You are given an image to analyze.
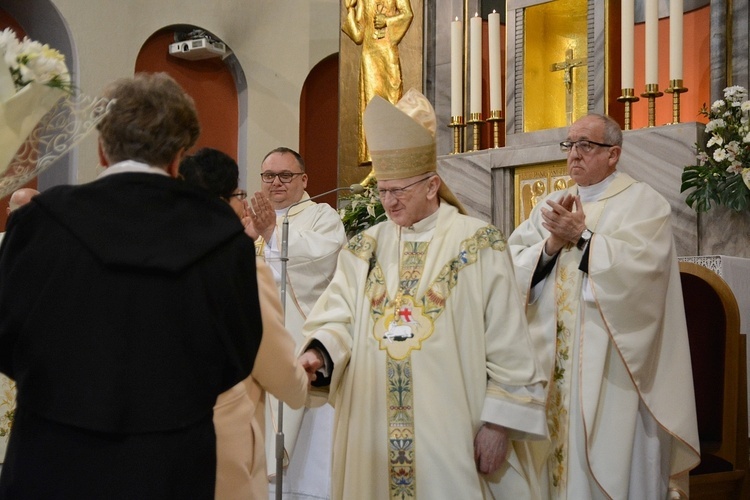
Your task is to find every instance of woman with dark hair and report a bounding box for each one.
[180,147,309,499]
[179,148,250,223]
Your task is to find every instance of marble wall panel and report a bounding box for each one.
[618,123,702,256]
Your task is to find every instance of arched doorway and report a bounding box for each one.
[135,27,246,186]
[299,53,339,208]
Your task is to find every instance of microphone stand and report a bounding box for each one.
[275,184,363,500]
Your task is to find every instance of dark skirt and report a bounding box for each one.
[0,408,216,500]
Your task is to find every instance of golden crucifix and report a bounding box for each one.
[551,48,586,125]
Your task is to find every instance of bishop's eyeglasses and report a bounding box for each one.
[559,140,614,154]
[377,175,434,200]
[260,172,304,183]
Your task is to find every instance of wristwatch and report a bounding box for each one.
[576,228,593,250]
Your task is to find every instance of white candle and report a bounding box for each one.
[470,13,482,114]
[488,10,502,111]
[451,17,463,117]
[621,0,634,89]
[645,0,659,85]
[669,0,683,80]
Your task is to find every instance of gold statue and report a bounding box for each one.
[342,0,413,166]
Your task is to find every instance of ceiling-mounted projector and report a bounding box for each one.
[169,37,227,60]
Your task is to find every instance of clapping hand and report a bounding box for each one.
[540,194,586,255]
[248,192,276,243]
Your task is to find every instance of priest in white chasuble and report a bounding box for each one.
[247,147,347,495]
[508,114,700,499]
[298,89,548,500]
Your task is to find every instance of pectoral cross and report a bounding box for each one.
[551,48,586,125]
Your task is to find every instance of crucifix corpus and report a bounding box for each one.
[551,48,586,125]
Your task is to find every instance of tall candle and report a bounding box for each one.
[669,0,683,80]
[488,10,502,111]
[645,0,658,85]
[621,0,634,89]
[451,17,463,117]
[470,13,482,114]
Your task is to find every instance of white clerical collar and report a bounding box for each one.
[578,171,618,203]
[401,207,439,241]
[97,160,171,179]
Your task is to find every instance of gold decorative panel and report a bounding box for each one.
[514,162,575,227]
[523,0,588,132]
[338,0,423,188]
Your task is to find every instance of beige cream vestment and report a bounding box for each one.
[508,172,700,499]
[213,259,308,500]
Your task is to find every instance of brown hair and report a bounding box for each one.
[97,72,200,167]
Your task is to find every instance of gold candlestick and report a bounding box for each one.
[467,112,484,152]
[640,83,664,127]
[486,109,504,148]
[448,116,465,154]
[617,88,640,130]
[665,79,688,124]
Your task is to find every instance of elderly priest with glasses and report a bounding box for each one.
[298,89,549,499]
[508,113,700,499]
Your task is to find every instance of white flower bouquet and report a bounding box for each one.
[0,28,71,94]
[0,28,71,175]
[0,28,113,198]
[681,85,750,212]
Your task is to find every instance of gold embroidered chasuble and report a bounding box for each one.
[508,173,700,498]
[546,255,580,496]
[379,240,427,498]
[544,196,607,499]
[302,203,548,500]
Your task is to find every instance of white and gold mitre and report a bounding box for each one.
[363,88,466,214]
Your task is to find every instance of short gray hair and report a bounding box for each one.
[590,114,623,147]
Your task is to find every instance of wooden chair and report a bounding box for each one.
[679,262,749,499]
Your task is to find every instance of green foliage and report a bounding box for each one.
[339,183,386,238]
